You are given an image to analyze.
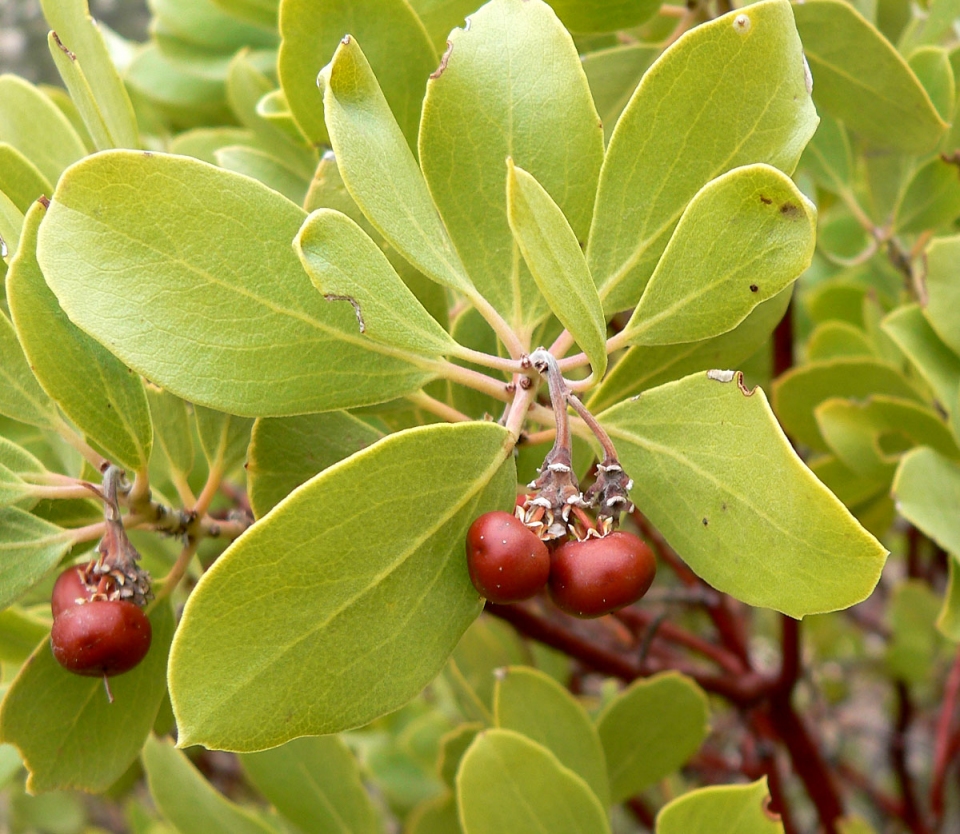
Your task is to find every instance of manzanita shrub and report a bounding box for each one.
[0,0,959,830]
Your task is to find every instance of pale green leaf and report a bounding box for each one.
[548,0,661,33]
[937,558,960,642]
[211,0,278,30]
[168,127,259,166]
[0,75,86,183]
[882,304,960,414]
[893,447,960,556]
[153,0,278,54]
[506,163,607,378]
[793,0,946,153]
[808,454,887,509]
[438,723,483,788]
[656,779,783,834]
[806,321,875,362]
[144,736,275,834]
[601,372,887,617]
[624,165,815,345]
[39,0,140,149]
[799,113,853,195]
[0,189,23,264]
[215,145,309,205]
[295,209,458,357]
[597,672,709,803]
[169,422,515,750]
[0,603,174,793]
[278,0,436,148]
[420,0,604,326]
[588,287,790,412]
[248,412,384,517]
[37,151,435,416]
[47,31,114,152]
[0,463,31,508]
[240,737,379,834]
[895,158,960,234]
[581,43,660,144]
[145,386,195,481]
[407,792,462,834]
[319,36,474,295]
[589,0,818,314]
[0,145,52,213]
[908,46,955,123]
[408,0,479,51]
[457,729,611,834]
[816,396,959,483]
[0,606,49,664]
[886,580,941,684]
[923,235,960,357]
[494,666,609,805]
[194,406,252,475]
[7,201,153,472]
[0,436,45,510]
[898,0,960,54]
[0,309,60,431]
[256,89,307,144]
[772,358,924,452]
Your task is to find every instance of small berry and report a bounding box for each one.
[51,565,94,619]
[548,531,656,618]
[466,511,550,604]
[51,600,152,677]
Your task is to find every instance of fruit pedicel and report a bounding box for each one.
[466,348,656,617]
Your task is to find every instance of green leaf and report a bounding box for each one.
[623,165,815,346]
[0,602,174,793]
[894,158,960,234]
[438,723,484,788]
[295,209,458,357]
[506,163,607,378]
[211,0,278,30]
[581,43,660,144]
[0,463,32,508]
[419,0,604,326]
[793,0,946,153]
[7,201,153,472]
[0,75,86,183]
[601,372,887,617]
[0,189,24,265]
[319,36,474,296]
[910,47,955,124]
[898,0,960,54]
[143,735,276,834]
[47,31,114,153]
[0,606,49,663]
[145,386,195,482]
[278,0,436,148]
[0,144,52,213]
[886,579,941,684]
[169,422,515,750]
[457,729,611,834]
[215,145,309,205]
[882,304,960,415]
[37,151,435,417]
[807,321,875,361]
[407,791,462,834]
[0,509,72,610]
[816,396,959,483]
[597,672,709,803]
[772,358,924,452]
[240,737,379,834]
[194,406,252,480]
[39,0,140,149]
[408,0,479,51]
[548,0,661,33]
[893,447,960,556]
[247,412,384,517]
[808,454,887,509]
[937,557,960,642]
[494,666,609,805]
[656,779,783,834]
[923,235,960,357]
[589,0,818,314]
[588,287,790,412]
[799,113,853,195]
[169,127,259,165]
[154,0,278,55]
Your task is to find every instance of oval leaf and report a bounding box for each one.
[600,371,888,617]
[8,200,153,471]
[506,163,607,378]
[588,0,818,314]
[0,508,73,610]
[295,208,457,357]
[923,235,960,356]
[37,151,434,416]
[0,602,174,793]
[169,422,515,750]
[494,666,609,805]
[240,736,379,834]
[624,165,815,346]
[419,0,604,326]
[656,779,783,834]
[143,735,276,834]
[793,0,946,153]
[0,309,60,431]
[548,0,661,33]
[457,729,611,834]
[596,672,709,803]
[893,447,960,557]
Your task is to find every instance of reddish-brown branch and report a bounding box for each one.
[626,797,655,830]
[891,682,931,834]
[931,647,960,822]
[836,761,905,819]
[772,296,795,378]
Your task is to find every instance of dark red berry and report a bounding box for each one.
[51,565,94,619]
[51,600,152,677]
[466,511,550,604]
[548,531,656,618]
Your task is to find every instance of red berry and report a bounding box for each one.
[51,600,152,677]
[466,511,550,604]
[51,565,94,619]
[548,532,656,618]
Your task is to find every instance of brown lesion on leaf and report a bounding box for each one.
[759,195,773,205]
[324,294,365,333]
[779,201,801,218]
[702,517,709,526]
[736,371,756,397]
[37,195,50,209]
[940,150,960,176]
[431,40,454,78]
[51,31,76,61]
[749,284,759,293]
